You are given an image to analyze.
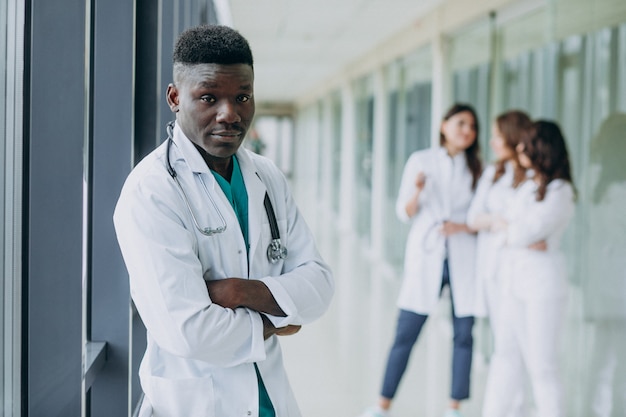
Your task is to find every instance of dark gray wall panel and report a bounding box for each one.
[26,0,85,415]
[89,0,136,416]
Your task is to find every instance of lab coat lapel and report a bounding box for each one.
[171,122,212,174]
[432,148,451,220]
[236,149,268,270]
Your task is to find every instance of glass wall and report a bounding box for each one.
[353,76,375,244]
[1,0,7,406]
[450,18,493,154]
[1,1,23,415]
[486,11,626,417]
[330,92,343,215]
[560,23,626,416]
[383,47,433,268]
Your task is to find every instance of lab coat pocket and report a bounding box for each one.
[254,218,288,276]
[149,374,215,417]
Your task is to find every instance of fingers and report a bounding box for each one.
[439,221,458,236]
[261,315,302,339]
[528,240,547,251]
[274,325,302,336]
[416,172,426,189]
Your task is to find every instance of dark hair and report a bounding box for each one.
[173,25,253,67]
[439,103,482,189]
[521,120,576,201]
[493,110,532,187]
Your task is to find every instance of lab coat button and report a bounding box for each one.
[247,412,252,416]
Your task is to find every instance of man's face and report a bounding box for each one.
[167,63,255,160]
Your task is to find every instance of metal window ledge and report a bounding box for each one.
[83,341,107,391]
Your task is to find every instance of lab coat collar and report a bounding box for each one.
[171,120,267,202]
[171,122,213,174]
[437,146,466,163]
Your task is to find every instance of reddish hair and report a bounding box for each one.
[493,110,532,188]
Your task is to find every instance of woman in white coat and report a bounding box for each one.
[468,110,538,417]
[467,110,531,321]
[482,120,576,417]
[359,103,482,417]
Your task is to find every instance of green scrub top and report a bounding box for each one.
[211,155,276,417]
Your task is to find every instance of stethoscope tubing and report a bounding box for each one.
[164,121,287,262]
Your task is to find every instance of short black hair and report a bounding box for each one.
[173,25,253,67]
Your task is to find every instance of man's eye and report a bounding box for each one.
[238,95,250,103]
[200,95,216,103]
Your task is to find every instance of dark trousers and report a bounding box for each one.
[380,260,474,401]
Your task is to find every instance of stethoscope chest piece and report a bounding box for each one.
[267,239,288,263]
[263,192,288,263]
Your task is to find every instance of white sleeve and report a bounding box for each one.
[114,172,266,367]
[258,169,335,328]
[467,165,496,229]
[395,152,422,223]
[507,181,575,247]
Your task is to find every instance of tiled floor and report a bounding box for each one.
[280,200,489,417]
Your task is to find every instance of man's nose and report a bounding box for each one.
[216,101,241,124]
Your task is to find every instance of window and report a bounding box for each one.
[1,1,24,415]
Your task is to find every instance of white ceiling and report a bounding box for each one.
[228,0,442,104]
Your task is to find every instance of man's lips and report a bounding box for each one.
[210,130,243,139]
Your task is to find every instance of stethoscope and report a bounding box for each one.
[165,121,288,263]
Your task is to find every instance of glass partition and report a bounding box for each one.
[559,24,626,416]
[491,16,626,417]
[353,76,375,244]
[450,19,492,156]
[383,46,433,268]
[1,1,23,415]
[330,91,343,214]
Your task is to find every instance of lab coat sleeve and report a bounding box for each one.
[256,165,334,328]
[395,152,423,223]
[507,181,575,247]
[467,165,495,229]
[114,170,265,367]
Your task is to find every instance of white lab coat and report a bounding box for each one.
[500,179,574,300]
[483,179,575,417]
[113,123,334,417]
[395,147,477,317]
[467,163,517,318]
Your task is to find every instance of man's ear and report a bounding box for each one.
[166,83,179,113]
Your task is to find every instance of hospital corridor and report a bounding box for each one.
[2,0,626,416]
[281,195,491,417]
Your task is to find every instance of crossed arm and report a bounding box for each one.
[206,278,301,339]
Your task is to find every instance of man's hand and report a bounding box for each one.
[206,278,286,317]
[260,314,301,340]
[275,325,302,336]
